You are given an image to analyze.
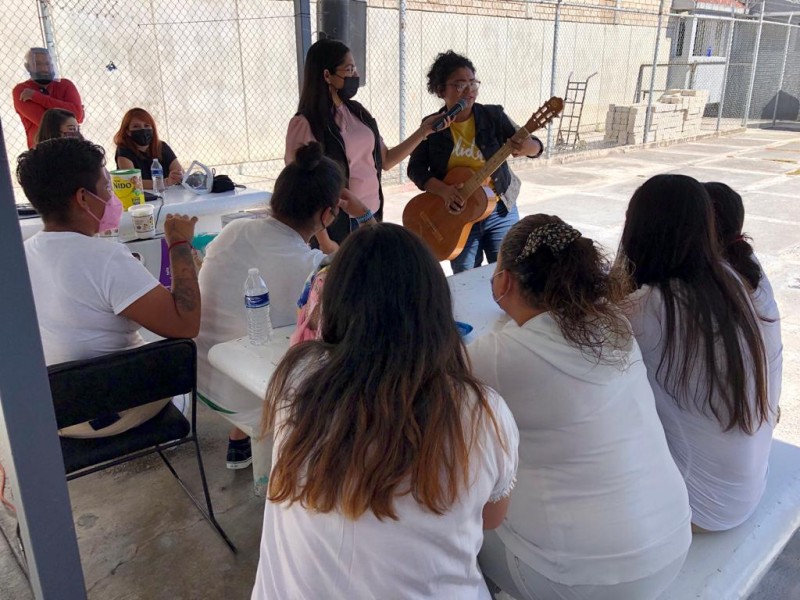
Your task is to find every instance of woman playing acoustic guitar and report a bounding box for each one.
[408,51,544,273]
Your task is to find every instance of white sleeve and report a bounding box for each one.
[485,389,519,503]
[467,331,501,391]
[102,245,161,314]
[622,287,660,353]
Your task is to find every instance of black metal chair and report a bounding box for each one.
[48,338,236,553]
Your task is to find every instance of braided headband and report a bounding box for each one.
[515,223,582,262]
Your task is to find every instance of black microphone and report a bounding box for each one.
[432,99,467,132]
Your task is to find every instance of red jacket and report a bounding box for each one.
[12,78,84,148]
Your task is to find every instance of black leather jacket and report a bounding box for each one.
[407,103,541,208]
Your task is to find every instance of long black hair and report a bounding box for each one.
[615,174,769,434]
[704,181,762,290]
[296,38,374,145]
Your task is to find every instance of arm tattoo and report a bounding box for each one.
[169,244,200,313]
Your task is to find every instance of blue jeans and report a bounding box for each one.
[450,203,519,274]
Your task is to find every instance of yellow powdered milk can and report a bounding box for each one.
[111,169,145,209]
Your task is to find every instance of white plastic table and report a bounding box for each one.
[17,185,270,242]
[208,264,502,399]
[206,264,503,494]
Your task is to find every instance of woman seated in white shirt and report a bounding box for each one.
[470,215,691,600]
[251,223,518,600]
[616,174,779,533]
[196,141,375,469]
[17,137,200,438]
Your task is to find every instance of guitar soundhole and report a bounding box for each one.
[420,212,444,242]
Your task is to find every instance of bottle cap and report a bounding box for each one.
[248,268,259,276]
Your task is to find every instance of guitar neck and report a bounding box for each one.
[461,126,531,198]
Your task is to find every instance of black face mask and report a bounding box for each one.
[130,129,153,146]
[337,76,360,101]
[33,77,53,86]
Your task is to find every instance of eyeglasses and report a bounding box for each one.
[335,65,357,77]
[444,80,481,94]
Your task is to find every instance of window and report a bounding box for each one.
[693,19,728,57]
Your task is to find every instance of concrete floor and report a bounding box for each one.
[1,124,799,599]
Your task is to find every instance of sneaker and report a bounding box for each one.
[226,437,252,470]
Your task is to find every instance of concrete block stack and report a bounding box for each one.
[603,89,709,146]
[604,103,649,146]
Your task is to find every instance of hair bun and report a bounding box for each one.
[295,141,323,172]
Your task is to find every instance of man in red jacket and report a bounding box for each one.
[13,48,84,148]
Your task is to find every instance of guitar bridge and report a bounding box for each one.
[420,212,444,242]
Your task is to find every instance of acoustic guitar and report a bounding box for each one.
[403,97,565,261]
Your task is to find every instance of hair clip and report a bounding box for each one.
[516,223,581,262]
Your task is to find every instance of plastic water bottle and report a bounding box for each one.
[151,158,165,197]
[244,268,273,345]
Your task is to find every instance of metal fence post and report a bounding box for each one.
[643,0,666,144]
[37,0,61,72]
[294,0,312,95]
[742,3,764,127]
[771,14,794,126]
[398,0,408,183]
[234,0,252,162]
[716,10,736,132]
[546,0,562,159]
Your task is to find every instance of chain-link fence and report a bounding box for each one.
[2,0,798,202]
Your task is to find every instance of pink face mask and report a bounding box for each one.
[83,188,123,233]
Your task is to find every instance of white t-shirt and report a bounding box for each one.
[468,313,691,586]
[196,217,325,423]
[624,269,781,531]
[24,231,159,365]
[251,386,519,600]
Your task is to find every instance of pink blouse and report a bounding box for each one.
[284,105,382,213]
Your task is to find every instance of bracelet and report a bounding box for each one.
[355,209,374,224]
[168,239,191,252]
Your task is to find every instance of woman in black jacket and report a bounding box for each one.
[408,51,543,273]
[286,39,446,252]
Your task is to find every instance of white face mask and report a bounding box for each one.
[490,269,508,304]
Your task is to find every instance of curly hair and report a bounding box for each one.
[499,214,632,363]
[425,51,476,96]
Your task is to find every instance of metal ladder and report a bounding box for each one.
[556,72,597,150]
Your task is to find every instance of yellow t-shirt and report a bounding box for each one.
[447,116,486,172]
[447,116,496,193]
